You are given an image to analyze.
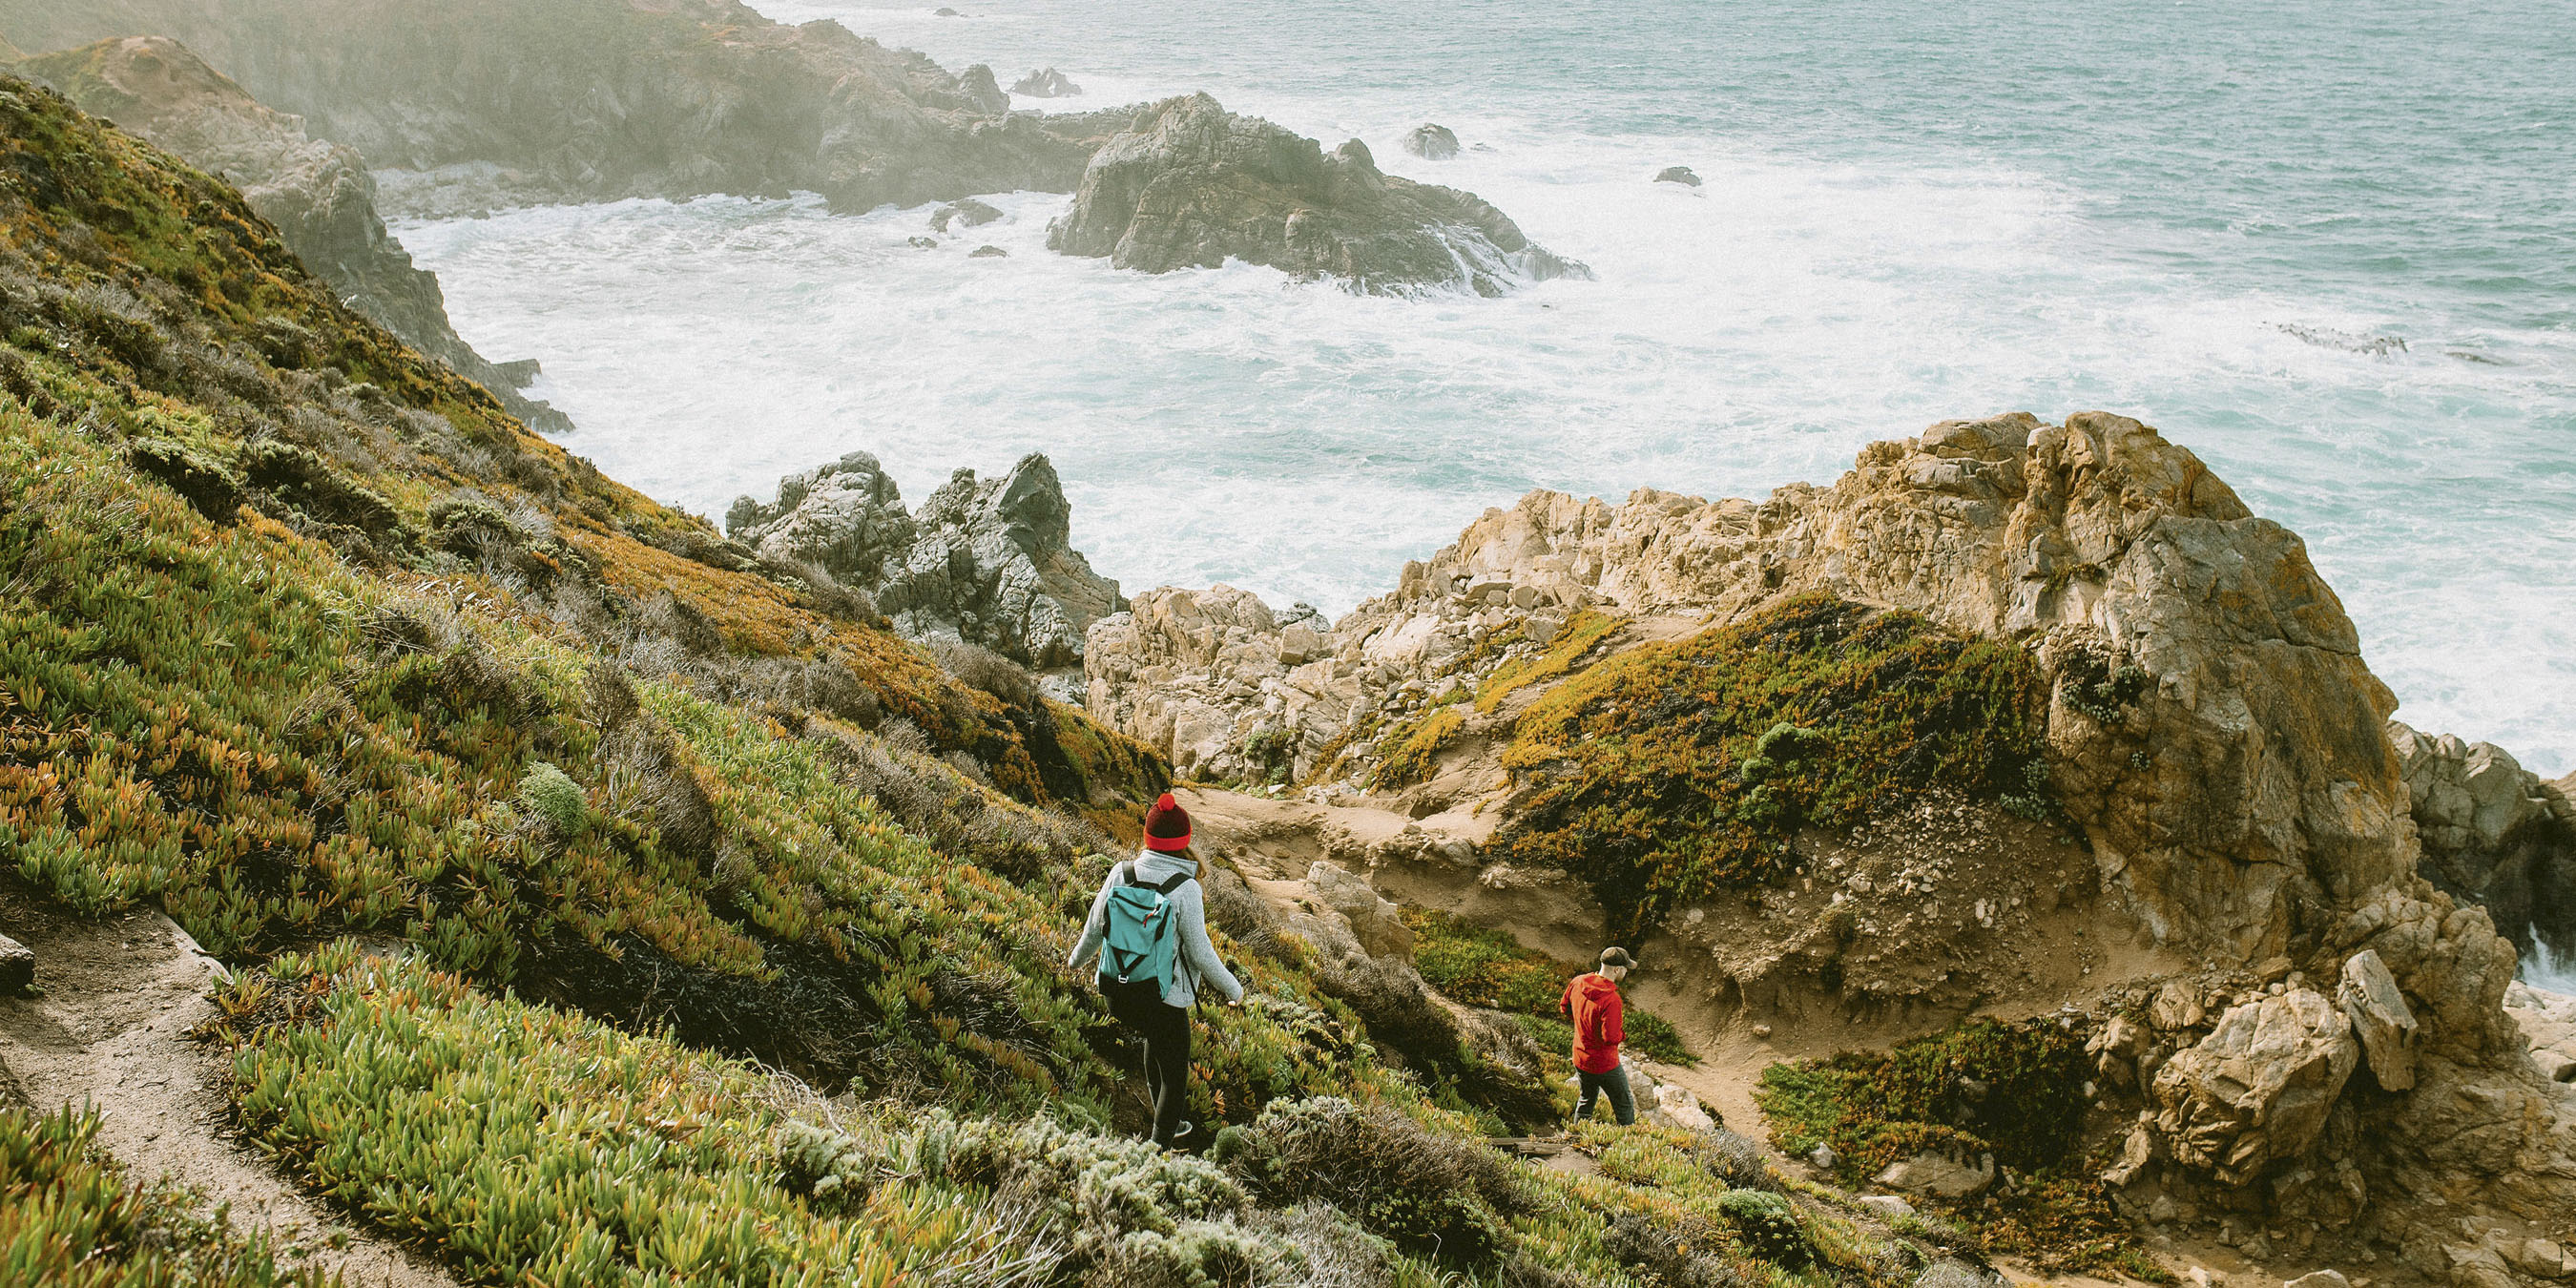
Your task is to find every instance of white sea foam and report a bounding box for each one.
[2527,933,2576,996]
[392,0,2576,775]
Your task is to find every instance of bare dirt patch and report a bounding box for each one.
[0,884,458,1288]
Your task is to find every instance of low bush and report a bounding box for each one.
[1404,910,1695,1066]
[1474,609,1622,714]
[1496,593,2049,934]
[0,1104,323,1288]
[1212,1097,1528,1268]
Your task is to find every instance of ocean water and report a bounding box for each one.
[395,0,2576,775]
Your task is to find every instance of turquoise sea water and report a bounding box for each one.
[399,0,2576,773]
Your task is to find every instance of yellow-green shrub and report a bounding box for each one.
[0,1104,323,1288]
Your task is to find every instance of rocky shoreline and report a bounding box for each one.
[1069,410,2576,1278]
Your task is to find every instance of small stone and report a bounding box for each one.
[1752,1023,1773,1039]
[1807,1143,1838,1171]
[0,931,32,993]
[1857,1194,1916,1219]
[967,245,1008,259]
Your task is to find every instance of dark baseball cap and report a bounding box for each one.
[1600,946,1637,969]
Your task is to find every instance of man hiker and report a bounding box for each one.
[1069,792,1243,1148]
[1562,946,1637,1126]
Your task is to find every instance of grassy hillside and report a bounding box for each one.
[0,73,2117,1287]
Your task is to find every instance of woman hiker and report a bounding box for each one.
[1561,946,1638,1126]
[1068,792,1243,1148]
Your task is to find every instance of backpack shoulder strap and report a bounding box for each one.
[1114,860,1138,887]
[1150,870,1192,895]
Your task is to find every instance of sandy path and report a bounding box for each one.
[0,901,458,1288]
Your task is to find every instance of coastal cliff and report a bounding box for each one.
[10,35,570,431]
[1085,412,2576,1278]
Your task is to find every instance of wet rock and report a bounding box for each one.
[729,451,1119,668]
[1047,93,1587,296]
[1402,123,1460,159]
[931,197,1002,232]
[906,235,939,249]
[2275,323,2406,358]
[1654,165,1702,186]
[2389,720,2576,963]
[967,244,1008,258]
[1012,67,1082,97]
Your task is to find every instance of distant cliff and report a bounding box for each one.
[12,36,569,430]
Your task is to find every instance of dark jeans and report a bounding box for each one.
[1577,1066,1636,1126]
[1102,977,1194,1146]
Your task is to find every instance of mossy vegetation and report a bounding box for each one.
[1497,592,2050,933]
[1367,703,1464,790]
[1474,608,1623,713]
[1756,1016,2150,1278]
[0,1104,324,1288]
[1403,909,1694,1066]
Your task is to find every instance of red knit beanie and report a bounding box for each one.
[1142,793,1192,852]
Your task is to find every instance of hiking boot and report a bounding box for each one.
[1174,1120,1195,1143]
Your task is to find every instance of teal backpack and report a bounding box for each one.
[1099,862,1194,993]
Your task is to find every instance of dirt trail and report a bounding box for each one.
[0,899,457,1288]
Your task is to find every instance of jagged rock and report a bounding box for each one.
[16,36,571,432]
[906,236,939,249]
[2275,323,2406,358]
[2150,988,2358,1184]
[2336,948,2420,1090]
[967,244,1008,258]
[0,0,1092,218]
[931,197,1002,231]
[1305,862,1413,959]
[1046,93,1588,296]
[2505,981,2576,1082]
[1873,1148,1996,1197]
[0,930,32,992]
[729,452,1119,669]
[1648,1082,1713,1131]
[1654,165,1702,186]
[1011,67,1081,97]
[1402,123,1460,160]
[2390,720,2575,962]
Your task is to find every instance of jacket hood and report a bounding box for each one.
[1570,973,1621,1000]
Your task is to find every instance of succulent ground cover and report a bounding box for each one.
[1403,907,1694,1066]
[1496,592,2051,934]
[0,1104,324,1288]
[1756,1017,2159,1279]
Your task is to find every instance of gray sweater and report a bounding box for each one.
[1068,851,1244,1008]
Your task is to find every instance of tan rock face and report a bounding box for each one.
[2150,988,2359,1184]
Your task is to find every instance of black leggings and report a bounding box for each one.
[1102,977,1193,1146]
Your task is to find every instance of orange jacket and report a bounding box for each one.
[1561,973,1625,1074]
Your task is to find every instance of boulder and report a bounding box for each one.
[2389,720,2576,963]
[1046,93,1588,296]
[2150,988,2358,1184]
[1011,67,1082,97]
[1654,165,1702,186]
[2335,948,2420,1090]
[1402,123,1460,160]
[967,244,1008,258]
[0,930,32,992]
[1857,1194,1916,1219]
[729,451,1120,669]
[931,198,1003,232]
[16,36,571,432]
[1873,1149,1996,1197]
[1305,862,1413,959]
[906,235,939,249]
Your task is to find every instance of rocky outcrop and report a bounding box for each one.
[1402,123,1459,160]
[930,198,1000,232]
[1045,93,1587,296]
[1654,165,1701,186]
[12,36,570,432]
[2507,981,2576,1084]
[727,451,1120,671]
[2391,720,2576,961]
[0,0,1091,216]
[1011,67,1080,98]
[1085,411,2576,1265]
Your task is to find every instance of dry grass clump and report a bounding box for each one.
[1211,1097,1531,1267]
